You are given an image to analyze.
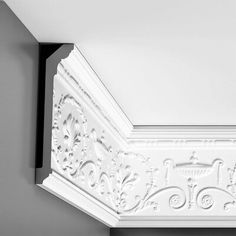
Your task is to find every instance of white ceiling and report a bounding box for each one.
[5,0,236,125]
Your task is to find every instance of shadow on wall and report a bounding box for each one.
[110,228,236,236]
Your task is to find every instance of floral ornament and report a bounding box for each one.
[108,151,161,213]
[52,94,88,177]
[227,163,236,196]
[110,154,140,212]
[63,113,81,152]
[90,129,112,169]
[61,113,81,171]
[54,94,236,214]
[222,163,236,211]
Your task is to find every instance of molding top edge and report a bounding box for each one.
[57,44,236,147]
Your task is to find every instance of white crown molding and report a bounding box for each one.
[39,171,119,226]
[37,44,236,228]
[60,45,133,140]
[60,45,236,147]
[117,216,236,227]
[128,126,236,148]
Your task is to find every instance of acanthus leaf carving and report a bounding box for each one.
[51,75,236,216]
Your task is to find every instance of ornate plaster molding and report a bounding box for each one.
[37,44,236,227]
[58,45,236,148]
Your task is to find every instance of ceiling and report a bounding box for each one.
[5,0,236,125]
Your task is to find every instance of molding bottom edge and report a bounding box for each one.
[37,172,119,227]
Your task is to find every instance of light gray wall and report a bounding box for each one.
[0,2,109,236]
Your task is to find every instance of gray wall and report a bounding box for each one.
[0,2,109,236]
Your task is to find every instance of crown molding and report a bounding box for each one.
[128,126,236,148]
[60,45,133,140]
[37,44,236,228]
[39,171,119,226]
[59,45,236,147]
[117,216,236,227]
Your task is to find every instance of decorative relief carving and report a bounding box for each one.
[37,46,236,227]
[227,163,236,196]
[52,92,158,213]
[224,163,236,211]
[52,94,88,177]
[51,85,236,215]
[58,64,126,140]
[164,152,224,209]
[59,52,236,148]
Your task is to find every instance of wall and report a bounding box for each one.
[0,2,109,236]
